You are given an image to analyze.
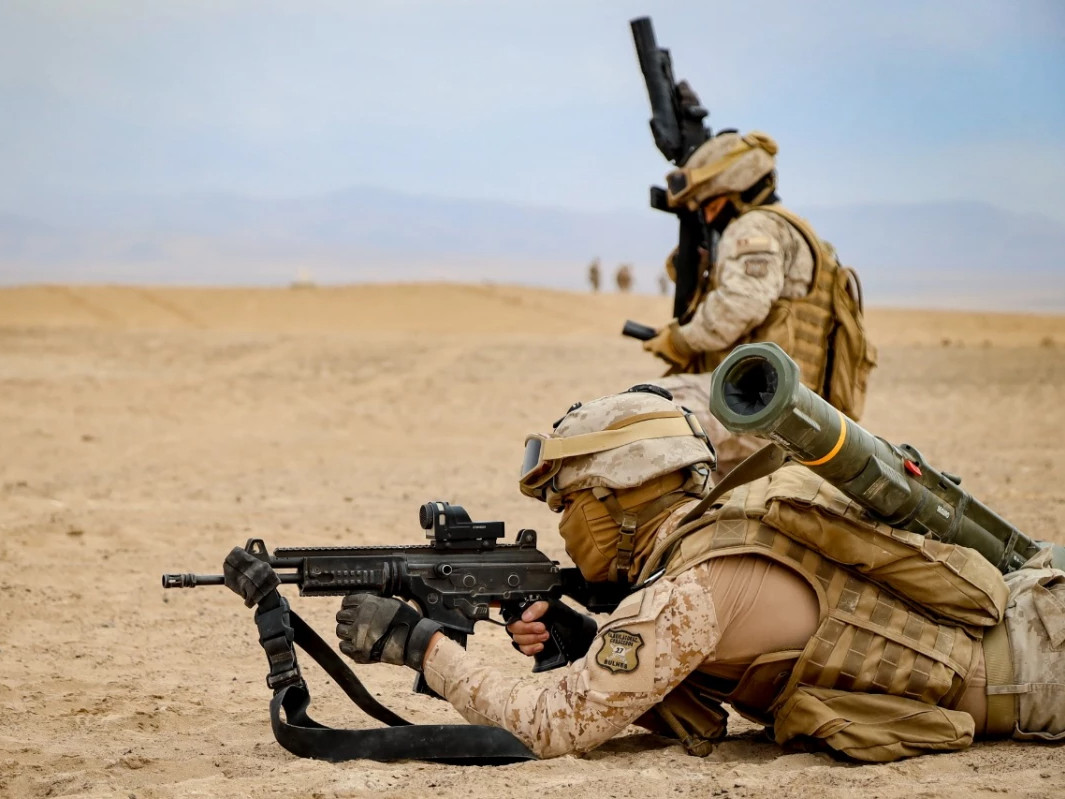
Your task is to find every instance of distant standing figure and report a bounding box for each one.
[588,259,601,292]
[615,264,633,293]
[657,273,669,296]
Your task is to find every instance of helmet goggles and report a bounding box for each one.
[665,145,751,208]
[665,132,778,209]
[519,410,710,502]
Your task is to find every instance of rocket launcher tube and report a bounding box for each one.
[709,342,1065,573]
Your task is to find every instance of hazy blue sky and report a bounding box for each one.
[2,0,1063,220]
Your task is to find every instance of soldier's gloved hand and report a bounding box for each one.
[506,598,598,663]
[643,320,695,369]
[223,547,281,608]
[335,594,442,671]
[676,80,706,119]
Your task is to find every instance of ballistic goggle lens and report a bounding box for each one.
[521,437,542,477]
[666,170,690,201]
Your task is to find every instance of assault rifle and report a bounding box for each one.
[162,500,628,765]
[629,16,712,329]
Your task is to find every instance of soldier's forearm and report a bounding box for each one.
[422,637,644,758]
[678,291,764,353]
[422,630,446,668]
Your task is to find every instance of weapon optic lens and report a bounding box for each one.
[723,357,778,417]
[419,502,436,531]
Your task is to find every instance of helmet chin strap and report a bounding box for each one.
[592,469,709,584]
[727,172,778,216]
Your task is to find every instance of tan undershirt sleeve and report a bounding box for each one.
[423,568,719,759]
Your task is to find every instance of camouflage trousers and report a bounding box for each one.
[999,549,1065,740]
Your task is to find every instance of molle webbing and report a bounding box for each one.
[701,206,837,394]
[661,478,977,712]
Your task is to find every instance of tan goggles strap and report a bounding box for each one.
[536,414,703,462]
[668,143,754,204]
[668,133,778,206]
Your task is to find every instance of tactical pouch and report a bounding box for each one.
[762,465,1008,628]
[773,686,974,762]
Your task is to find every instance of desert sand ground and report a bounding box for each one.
[2,283,1065,799]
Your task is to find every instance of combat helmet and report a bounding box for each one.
[519,385,715,583]
[665,130,778,212]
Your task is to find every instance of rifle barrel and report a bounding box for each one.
[162,573,302,589]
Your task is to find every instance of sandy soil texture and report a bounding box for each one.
[2,284,1065,799]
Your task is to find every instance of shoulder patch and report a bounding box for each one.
[743,256,771,278]
[735,236,774,256]
[595,629,644,673]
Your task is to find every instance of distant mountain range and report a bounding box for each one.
[1,189,1062,311]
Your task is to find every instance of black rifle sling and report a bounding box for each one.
[252,592,537,764]
[269,682,536,765]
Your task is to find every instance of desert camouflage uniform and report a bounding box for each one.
[423,549,720,758]
[996,548,1065,740]
[675,208,815,356]
[650,371,763,478]
[423,495,1065,758]
[656,208,817,473]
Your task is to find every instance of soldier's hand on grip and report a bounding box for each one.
[507,600,552,655]
[506,598,598,663]
[676,80,704,117]
[643,320,695,369]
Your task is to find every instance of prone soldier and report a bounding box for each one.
[333,386,1065,760]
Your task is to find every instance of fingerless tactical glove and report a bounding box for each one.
[335,594,442,671]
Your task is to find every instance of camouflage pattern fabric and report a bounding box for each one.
[550,390,714,494]
[674,209,814,354]
[673,131,777,207]
[651,371,764,477]
[1002,548,1065,740]
[422,565,720,758]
